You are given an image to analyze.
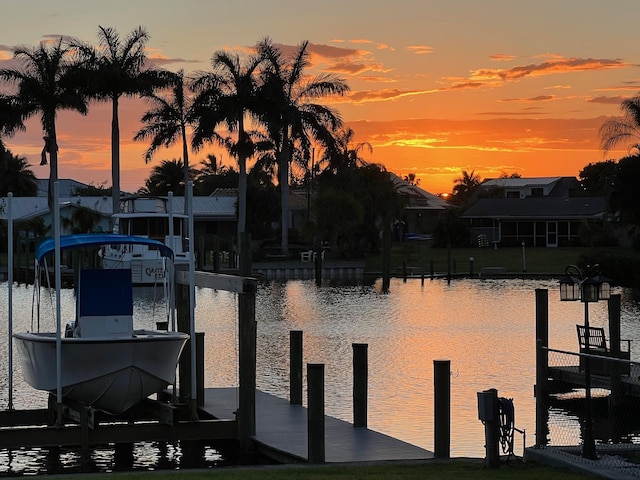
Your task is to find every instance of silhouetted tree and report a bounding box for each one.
[191,49,263,237]
[144,158,195,196]
[134,69,195,204]
[257,38,349,255]
[579,160,617,196]
[600,96,640,155]
[450,169,481,206]
[0,39,88,206]
[72,26,168,214]
[0,144,37,196]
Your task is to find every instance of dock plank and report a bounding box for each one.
[202,387,433,463]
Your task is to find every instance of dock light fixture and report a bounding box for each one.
[558,264,612,461]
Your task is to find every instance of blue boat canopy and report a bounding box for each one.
[35,233,174,265]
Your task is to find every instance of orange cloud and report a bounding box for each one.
[471,57,629,82]
[499,95,557,103]
[346,88,438,103]
[406,45,434,55]
[588,95,630,104]
[489,54,516,61]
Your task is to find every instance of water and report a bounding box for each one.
[2,277,640,473]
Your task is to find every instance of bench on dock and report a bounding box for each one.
[576,325,631,376]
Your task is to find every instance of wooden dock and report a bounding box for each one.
[549,363,640,397]
[202,387,434,463]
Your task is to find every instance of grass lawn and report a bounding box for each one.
[364,243,632,277]
[49,460,593,480]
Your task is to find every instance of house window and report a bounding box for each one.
[531,187,544,197]
[506,191,519,199]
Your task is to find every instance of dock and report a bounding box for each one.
[0,387,433,465]
[549,363,640,397]
[202,387,433,463]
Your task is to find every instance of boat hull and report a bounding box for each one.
[13,330,189,415]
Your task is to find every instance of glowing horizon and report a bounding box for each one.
[1,0,638,195]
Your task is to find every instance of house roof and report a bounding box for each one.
[461,197,608,220]
[389,173,450,210]
[0,195,236,222]
[481,176,565,188]
[478,176,581,198]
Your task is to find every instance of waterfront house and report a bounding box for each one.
[461,177,609,247]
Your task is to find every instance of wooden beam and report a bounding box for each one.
[176,270,256,294]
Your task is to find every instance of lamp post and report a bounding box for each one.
[559,265,611,460]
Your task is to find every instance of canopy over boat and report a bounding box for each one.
[35,233,174,265]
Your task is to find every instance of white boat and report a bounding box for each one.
[102,196,189,284]
[13,233,189,416]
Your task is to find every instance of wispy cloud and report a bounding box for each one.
[500,95,557,103]
[489,54,516,61]
[587,95,629,105]
[406,45,434,55]
[471,57,629,81]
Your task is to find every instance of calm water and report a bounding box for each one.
[2,276,640,472]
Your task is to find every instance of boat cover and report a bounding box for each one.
[35,233,174,266]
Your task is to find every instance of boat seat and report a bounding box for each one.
[76,269,134,338]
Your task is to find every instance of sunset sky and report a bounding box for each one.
[2,0,639,195]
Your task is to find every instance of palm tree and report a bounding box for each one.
[451,169,481,205]
[144,158,195,196]
[599,96,640,155]
[0,94,26,149]
[0,145,38,196]
[72,26,168,214]
[134,69,195,209]
[0,39,88,206]
[320,127,371,173]
[190,49,263,237]
[257,38,350,254]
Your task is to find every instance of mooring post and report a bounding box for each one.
[478,388,500,468]
[469,256,474,277]
[430,259,434,279]
[212,235,220,272]
[434,359,451,459]
[238,279,257,443]
[314,245,322,287]
[290,330,303,405]
[307,363,325,463]
[534,288,549,449]
[176,265,191,403]
[353,343,368,428]
[196,332,205,407]
[608,294,624,442]
[382,229,391,292]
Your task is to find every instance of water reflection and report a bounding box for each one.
[1,277,637,469]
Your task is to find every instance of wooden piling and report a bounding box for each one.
[608,294,624,440]
[535,288,549,448]
[434,359,450,459]
[382,229,391,292]
[353,343,368,428]
[238,281,257,443]
[307,363,325,463]
[290,331,303,405]
[314,246,322,287]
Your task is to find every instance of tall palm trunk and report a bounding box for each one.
[181,124,190,216]
[279,130,290,255]
[111,96,120,215]
[237,122,248,237]
[46,116,58,209]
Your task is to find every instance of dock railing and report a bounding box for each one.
[535,289,640,468]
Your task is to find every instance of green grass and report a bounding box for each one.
[49,460,592,480]
[364,243,633,276]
